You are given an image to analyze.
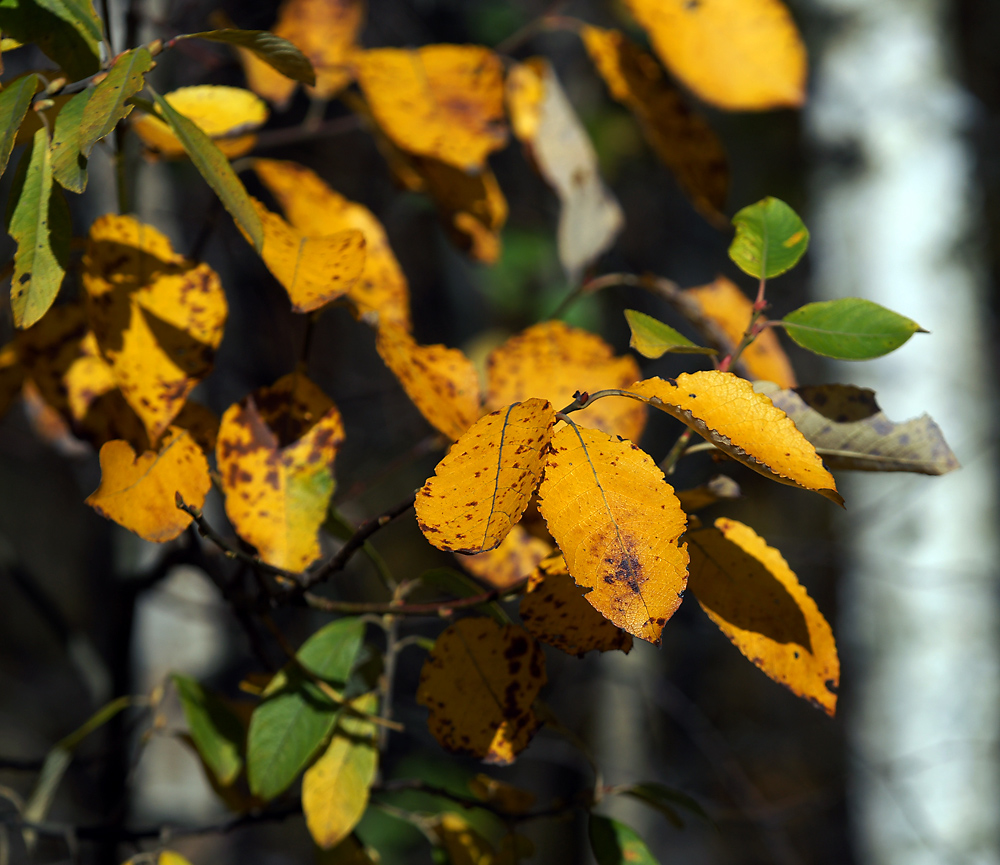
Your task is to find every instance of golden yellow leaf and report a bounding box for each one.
[86,427,211,542]
[417,618,546,764]
[581,26,728,224]
[485,321,645,442]
[623,0,807,111]
[537,424,688,644]
[629,371,842,504]
[688,518,839,715]
[468,774,536,815]
[248,197,367,314]
[157,853,194,865]
[685,277,796,387]
[357,45,507,171]
[461,524,552,590]
[375,322,481,440]
[217,372,345,571]
[251,158,410,329]
[82,215,227,445]
[432,813,497,865]
[520,552,633,656]
[131,85,268,159]
[416,399,555,554]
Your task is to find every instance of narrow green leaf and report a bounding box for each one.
[0,0,100,80]
[624,309,716,358]
[50,88,91,192]
[8,127,69,328]
[0,73,39,179]
[729,196,809,279]
[78,46,152,158]
[589,815,660,865]
[181,29,316,86]
[146,86,263,251]
[780,298,925,360]
[172,674,244,786]
[618,782,712,829]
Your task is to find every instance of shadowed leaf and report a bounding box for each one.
[589,814,660,865]
[0,0,100,79]
[185,28,315,85]
[0,74,38,180]
[172,673,245,786]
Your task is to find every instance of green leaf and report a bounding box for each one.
[78,46,152,159]
[247,617,365,800]
[618,782,712,829]
[624,309,716,358]
[0,73,39,180]
[729,196,809,279]
[146,87,264,251]
[0,0,100,80]
[50,88,91,192]
[172,674,244,786]
[181,29,316,86]
[8,127,70,328]
[780,298,925,360]
[589,815,660,865]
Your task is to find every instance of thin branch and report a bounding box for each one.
[251,115,361,151]
[303,578,527,618]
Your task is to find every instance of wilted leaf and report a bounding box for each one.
[589,814,660,865]
[757,382,959,475]
[217,373,345,571]
[0,0,100,80]
[432,812,497,865]
[520,552,633,656]
[486,321,645,443]
[79,47,152,158]
[416,399,554,554]
[358,44,507,171]
[461,524,552,590]
[417,617,546,764]
[729,196,809,280]
[624,309,715,358]
[0,73,38,180]
[375,323,481,440]
[687,518,839,715]
[50,89,92,193]
[629,372,842,505]
[468,774,536,815]
[581,26,728,223]
[172,673,244,786]
[684,276,796,387]
[506,59,623,281]
[675,474,740,513]
[185,28,316,85]
[780,298,925,360]
[85,427,211,542]
[537,424,688,644]
[623,0,807,111]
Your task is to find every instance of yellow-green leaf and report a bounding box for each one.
[624,309,715,358]
[50,88,92,193]
[0,73,38,179]
[0,1,100,80]
[79,46,152,158]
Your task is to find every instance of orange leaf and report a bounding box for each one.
[217,373,345,571]
[520,552,633,657]
[486,321,645,442]
[688,517,839,715]
[375,323,481,440]
[537,424,689,644]
[622,0,807,111]
[629,371,842,504]
[461,524,553,590]
[357,45,507,171]
[86,427,211,542]
[416,399,555,554]
[416,618,546,764]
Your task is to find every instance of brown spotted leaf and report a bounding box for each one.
[416,399,555,554]
[217,373,345,571]
[416,617,546,764]
[461,524,553,590]
[688,518,839,715]
[536,424,689,645]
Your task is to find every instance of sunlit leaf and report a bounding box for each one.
[780,298,925,360]
[537,424,688,644]
[0,73,38,180]
[416,399,554,554]
[589,814,660,865]
[622,0,807,111]
[50,89,92,193]
[687,517,840,715]
[172,673,244,786]
[624,309,715,358]
[461,523,553,590]
[79,47,152,158]
[184,28,316,85]
[417,617,546,764]
[0,0,100,79]
[729,196,809,279]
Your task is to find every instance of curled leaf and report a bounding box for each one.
[185,29,316,85]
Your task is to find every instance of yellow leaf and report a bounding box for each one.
[357,45,507,171]
[622,0,807,111]
[581,26,728,224]
[131,85,268,159]
[485,321,645,442]
[158,853,194,865]
[249,197,367,314]
[303,694,378,849]
[417,618,546,764]
[375,323,481,440]
[16,303,89,421]
[251,158,410,329]
[217,372,345,571]
[432,813,497,865]
[86,427,211,542]
[82,216,227,445]
[688,518,839,715]
[416,399,555,554]
[685,277,796,387]
[629,371,842,504]
[461,524,552,590]
[468,774,536,815]
[537,424,688,644]
[520,552,633,656]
